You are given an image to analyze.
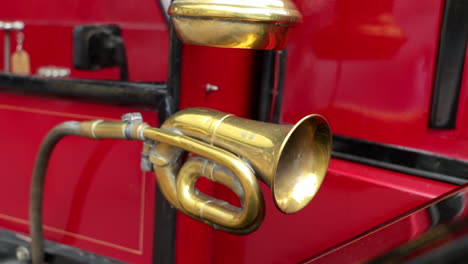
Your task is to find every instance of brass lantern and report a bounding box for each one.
[168,0,302,50]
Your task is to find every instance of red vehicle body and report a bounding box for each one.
[0,0,465,263]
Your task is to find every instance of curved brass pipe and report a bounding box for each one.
[146,128,265,233]
[77,107,331,233]
[158,108,332,214]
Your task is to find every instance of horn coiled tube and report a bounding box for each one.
[29,108,331,263]
[145,127,265,233]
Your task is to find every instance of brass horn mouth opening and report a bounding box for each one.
[273,115,332,214]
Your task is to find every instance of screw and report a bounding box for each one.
[16,246,30,261]
[205,84,219,92]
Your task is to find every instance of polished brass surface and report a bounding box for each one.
[145,127,264,233]
[78,107,331,233]
[80,120,149,140]
[168,0,302,50]
[160,108,332,213]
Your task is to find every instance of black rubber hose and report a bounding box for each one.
[29,121,81,264]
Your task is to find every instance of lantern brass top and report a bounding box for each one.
[168,0,302,50]
[169,0,302,24]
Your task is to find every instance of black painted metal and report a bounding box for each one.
[73,25,129,81]
[253,49,288,123]
[0,229,126,264]
[333,135,468,185]
[398,233,468,264]
[254,50,275,122]
[0,73,167,108]
[115,39,130,81]
[272,49,288,124]
[430,0,468,129]
[152,9,181,264]
[153,96,177,264]
[166,25,183,109]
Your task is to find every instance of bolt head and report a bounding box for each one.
[16,246,30,261]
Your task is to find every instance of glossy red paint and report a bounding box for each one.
[207,160,453,264]
[0,93,159,263]
[306,209,432,264]
[179,45,258,117]
[176,44,258,264]
[306,186,468,264]
[0,0,462,264]
[174,0,458,263]
[282,0,468,161]
[0,0,168,263]
[0,0,169,82]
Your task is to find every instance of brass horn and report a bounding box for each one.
[30,108,331,264]
[168,0,303,50]
[77,108,331,233]
[149,108,332,233]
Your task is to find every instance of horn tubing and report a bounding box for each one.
[30,121,82,264]
[29,107,330,262]
[143,128,265,232]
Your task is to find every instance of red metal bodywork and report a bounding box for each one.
[283,0,468,160]
[0,0,462,263]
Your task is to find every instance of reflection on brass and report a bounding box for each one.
[168,0,302,50]
[80,108,332,233]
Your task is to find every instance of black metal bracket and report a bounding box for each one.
[0,229,126,264]
[152,19,181,264]
[253,49,288,123]
[73,25,129,81]
[430,0,468,129]
[333,135,468,185]
[0,73,167,109]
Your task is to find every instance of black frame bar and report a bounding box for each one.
[333,135,468,185]
[0,228,126,264]
[429,0,468,129]
[0,73,167,109]
[152,10,182,264]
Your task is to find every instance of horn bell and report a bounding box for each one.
[273,114,332,213]
[162,108,332,214]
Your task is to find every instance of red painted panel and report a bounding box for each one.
[0,1,169,263]
[177,0,458,263]
[0,93,159,263]
[0,3,169,261]
[306,212,432,264]
[176,44,258,264]
[282,0,468,160]
[0,0,462,263]
[0,0,169,82]
[0,24,168,81]
[0,1,168,263]
[210,159,453,264]
[306,186,468,264]
[179,45,257,117]
[0,0,166,26]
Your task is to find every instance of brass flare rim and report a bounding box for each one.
[272,114,332,214]
[169,2,302,24]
